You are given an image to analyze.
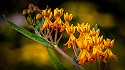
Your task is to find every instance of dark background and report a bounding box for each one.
[0,0,125,70]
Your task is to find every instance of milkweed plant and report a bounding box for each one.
[4,3,117,70]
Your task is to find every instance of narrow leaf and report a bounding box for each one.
[5,18,52,48]
[47,48,67,70]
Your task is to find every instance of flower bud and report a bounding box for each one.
[28,8,33,14]
[33,6,40,12]
[22,9,28,15]
[36,14,42,20]
[28,3,34,9]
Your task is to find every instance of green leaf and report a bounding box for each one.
[47,48,67,70]
[5,18,52,48]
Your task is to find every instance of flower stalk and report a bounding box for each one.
[54,45,84,70]
[97,52,100,70]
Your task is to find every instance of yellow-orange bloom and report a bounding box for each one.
[92,44,104,55]
[65,24,75,35]
[60,25,65,32]
[103,38,115,48]
[51,17,63,30]
[77,49,91,65]
[54,8,64,18]
[42,9,52,18]
[64,34,76,48]
[104,48,117,62]
[64,12,73,21]
[76,23,90,33]
[78,57,88,65]
[90,28,100,36]
[40,18,52,31]
[76,39,83,49]
[92,35,100,45]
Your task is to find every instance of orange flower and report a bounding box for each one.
[104,48,117,62]
[92,44,104,55]
[64,12,73,21]
[78,57,88,65]
[103,39,115,48]
[64,34,76,48]
[51,17,63,30]
[76,23,90,33]
[40,17,52,31]
[77,49,91,65]
[42,9,52,18]
[54,8,64,18]
[60,25,65,32]
[90,28,100,36]
[65,24,75,35]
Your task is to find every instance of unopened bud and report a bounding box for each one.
[33,6,40,12]
[28,3,34,9]
[36,14,42,20]
[28,8,33,14]
[22,9,28,15]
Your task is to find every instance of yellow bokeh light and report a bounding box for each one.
[19,43,51,66]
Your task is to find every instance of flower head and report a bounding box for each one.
[76,23,90,33]
[65,24,75,35]
[42,9,52,18]
[64,34,76,48]
[64,12,73,21]
[54,8,64,18]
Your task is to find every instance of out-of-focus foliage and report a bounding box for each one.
[61,1,115,28]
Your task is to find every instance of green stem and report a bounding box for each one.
[54,45,84,70]
[33,27,84,70]
[33,28,51,44]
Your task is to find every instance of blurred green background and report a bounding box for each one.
[0,0,125,70]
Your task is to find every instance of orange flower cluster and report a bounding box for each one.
[64,22,117,65]
[36,7,73,44]
[37,8,73,32]
[22,3,73,44]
